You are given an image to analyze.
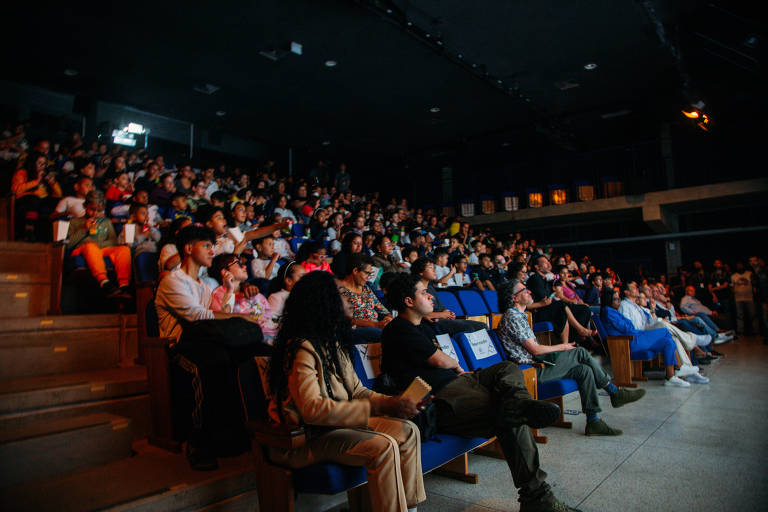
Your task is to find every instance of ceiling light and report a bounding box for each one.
[64,68,78,77]
[324,60,337,67]
[429,107,440,113]
[584,63,598,70]
[321,140,331,146]
[216,110,226,117]
[193,83,221,95]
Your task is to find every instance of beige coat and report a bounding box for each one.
[269,340,388,428]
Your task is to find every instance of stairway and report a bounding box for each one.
[0,243,261,511]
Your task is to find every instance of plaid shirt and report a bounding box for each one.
[497,307,536,364]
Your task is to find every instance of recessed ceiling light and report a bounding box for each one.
[324,60,337,67]
[216,110,226,117]
[584,63,598,70]
[321,140,331,146]
[429,107,440,113]
[64,68,78,77]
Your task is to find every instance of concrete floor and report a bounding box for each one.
[308,335,768,512]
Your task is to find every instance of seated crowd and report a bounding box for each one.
[4,124,768,512]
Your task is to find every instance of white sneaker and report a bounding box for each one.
[676,365,700,378]
[664,376,692,388]
[685,373,710,384]
[714,334,732,345]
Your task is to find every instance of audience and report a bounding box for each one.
[499,279,645,436]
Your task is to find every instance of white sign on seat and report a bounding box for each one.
[354,343,382,380]
[435,333,460,364]
[465,329,497,360]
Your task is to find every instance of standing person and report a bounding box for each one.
[731,261,759,335]
[748,256,768,343]
[268,271,426,512]
[381,274,581,512]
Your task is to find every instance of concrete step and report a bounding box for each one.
[0,441,257,512]
[0,315,138,380]
[0,366,148,414]
[0,413,133,488]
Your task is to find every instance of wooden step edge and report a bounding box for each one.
[0,413,130,444]
[0,366,147,396]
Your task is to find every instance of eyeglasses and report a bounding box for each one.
[227,259,245,268]
[513,287,530,296]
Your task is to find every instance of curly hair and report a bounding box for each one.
[268,271,354,408]
[410,256,434,277]
[386,273,421,313]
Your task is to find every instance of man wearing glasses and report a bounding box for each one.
[498,280,646,437]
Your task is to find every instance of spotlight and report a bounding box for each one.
[216,111,226,117]
[324,60,337,67]
[64,68,78,77]
[429,107,440,113]
[583,63,598,70]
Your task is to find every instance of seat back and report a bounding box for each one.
[456,289,491,316]
[435,290,465,316]
[350,342,382,389]
[481,290,499,313]
[435,333,469,371]
[134,252,159,283]
[488,330,507,359]
[454,329,503,370]
[592,315,609,341]
[291,223,307,237]
[290,237,308,254]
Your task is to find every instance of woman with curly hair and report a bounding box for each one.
[268,271,426,512]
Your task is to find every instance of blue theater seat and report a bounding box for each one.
[435,290,465,316]
[456,289,491,316]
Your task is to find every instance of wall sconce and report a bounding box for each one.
[526,188,543,208]
[548,185,567,205]
[574,180,595,201]
[459,199,475,217]
[479,195,495,215]
[601,176,624,198]
[502,192,519,211]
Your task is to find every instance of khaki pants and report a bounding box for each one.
[270,416,425,512]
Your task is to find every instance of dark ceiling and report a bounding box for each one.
[4,0,764,157]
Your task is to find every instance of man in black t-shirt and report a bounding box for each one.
[381,274,581,512]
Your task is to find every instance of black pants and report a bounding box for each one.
[534,302,592,340]
[174,318,269,456]
[434,362,551,504]
[435,318,488,336]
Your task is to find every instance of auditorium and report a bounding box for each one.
[1,2,766,511]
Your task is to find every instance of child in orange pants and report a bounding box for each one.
[67,190,131,299]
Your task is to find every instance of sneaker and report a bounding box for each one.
[710,349,725,357]
[520,496,582,512]
[585,418,622,436]
[610,387,646,408]
[512,399,561,429]
[714,335,732,345]
[693,357,712,365]
[676,366,699,378]
[685,373,710,384]
[102,281,131,300]
[664,376,691,388]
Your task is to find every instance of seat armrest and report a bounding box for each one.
[247,420,307,450]
[606,335,634,343]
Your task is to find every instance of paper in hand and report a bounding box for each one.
[401,376,432,403]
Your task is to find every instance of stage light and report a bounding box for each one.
[324,60,337,67]
[549,185,567,205]
[429,107,440,113]
[682,110,700,119]
[216,111,226,117]
[527,189,543,208]
[127,123,144,134]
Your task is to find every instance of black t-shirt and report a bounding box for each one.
[381,316,457,393]
[526,272,552,302]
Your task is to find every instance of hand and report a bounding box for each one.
[222,269,237,292]
[270,252,280,262]
[541,297,553,306]
[376,317,393,329]
[241,283,260,298]
[390,394,421,419]
[234,236,249,254]
[559,342,576,351]
[85,217,97,230]
[448,265,456,276]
